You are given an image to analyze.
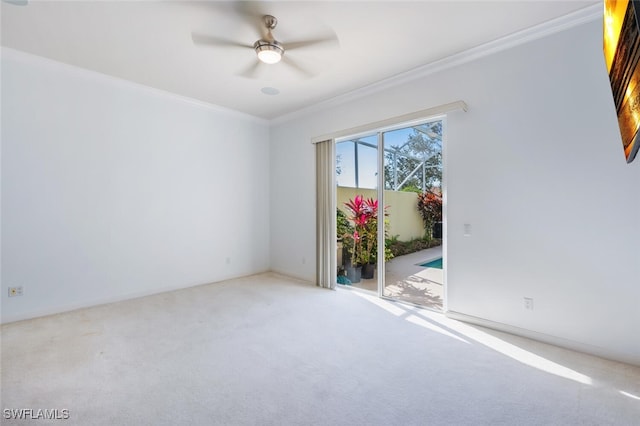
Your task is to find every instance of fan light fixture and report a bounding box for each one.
[254,40,284,64]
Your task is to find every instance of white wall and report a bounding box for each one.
[270,20,640,365]
[1,48,270,323]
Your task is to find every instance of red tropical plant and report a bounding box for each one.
[417,191,443,240]
[343,195,389,265]
[343,195,366,265]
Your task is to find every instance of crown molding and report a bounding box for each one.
[271,3,602,126]
[0,47,270,127]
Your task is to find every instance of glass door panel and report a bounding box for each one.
[336,135,379,292]
[382,122,444,310]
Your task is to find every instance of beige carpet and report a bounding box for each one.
[2,272,639,425]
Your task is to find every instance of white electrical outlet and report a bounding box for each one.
[8,286,24,297]
[524,297,534,310]
[225,257,231,265]
[464,224,471,236]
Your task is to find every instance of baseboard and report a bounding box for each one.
[268,268,315,285]
[445,310,640,367]
[0,270,270,325]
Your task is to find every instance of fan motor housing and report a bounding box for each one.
[253,39,284,54]
[254,39,285,64]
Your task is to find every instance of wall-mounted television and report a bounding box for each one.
[604,0,640,163]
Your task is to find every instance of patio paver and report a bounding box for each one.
[348,245,444,311]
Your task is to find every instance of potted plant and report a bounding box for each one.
[342,231,362,283]
[337,207,361,282]
[361,197,393,278]
[342,196,368,282]
[343,195,391,280]
[360,198,378,279]
[336,207,353,270]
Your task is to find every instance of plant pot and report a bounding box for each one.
[345,265,362,283]
[342,248,352,269]
[361,263,375,279]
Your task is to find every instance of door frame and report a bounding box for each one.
[315,101,466,306]
[334,115,447,310]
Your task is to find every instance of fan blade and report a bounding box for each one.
[191,33,253,49]
[238,61,264,79]
[286,34,339,51]
[282,56,314,78]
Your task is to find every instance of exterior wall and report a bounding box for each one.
[337,186,425,241]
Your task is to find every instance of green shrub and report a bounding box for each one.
[336,208,353,241]
[387,236,441,257]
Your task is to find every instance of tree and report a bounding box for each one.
[384,123,442,192]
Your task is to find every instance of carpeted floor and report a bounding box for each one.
[1,272,639,425]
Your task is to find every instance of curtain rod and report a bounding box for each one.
[311,100,467,144]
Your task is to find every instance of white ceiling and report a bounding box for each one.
[1,1,598,120]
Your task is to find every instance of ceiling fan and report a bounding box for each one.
[192,13,338,78]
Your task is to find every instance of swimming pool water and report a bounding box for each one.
[419,257,443,269]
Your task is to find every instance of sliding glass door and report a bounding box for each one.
[336,119,445,311]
